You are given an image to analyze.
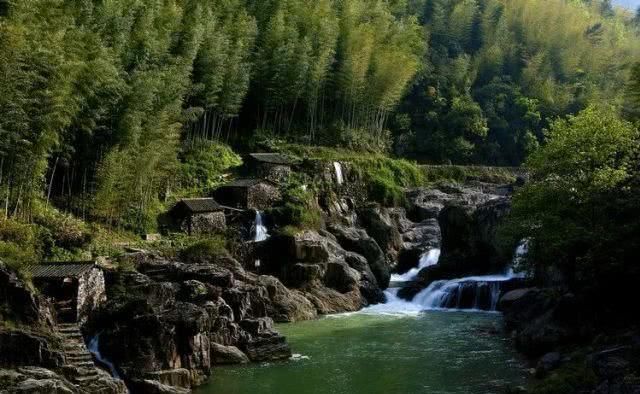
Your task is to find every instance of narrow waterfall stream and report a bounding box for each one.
[333,162,344,185]
[88,334,122,380]
[253,210,269,242]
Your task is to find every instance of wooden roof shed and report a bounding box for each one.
[214,178,281,211]
[170,198,227,235]
[30,262,106,325]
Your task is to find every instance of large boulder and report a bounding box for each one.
[242,334,291,362]
[498,288,589,357]
[256,275,317,322]
[357,205,402,262]
[210,343,249,365]
[328,224,390,288]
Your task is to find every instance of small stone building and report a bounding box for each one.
[214,179,281,211]
[170,198,227,235]
[31,262,106,325]
[247,153,297,183]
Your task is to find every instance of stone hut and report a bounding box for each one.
[247,153,297,183]
[30,262,106,325]
[170,198,227,235]
[214,178,281,210]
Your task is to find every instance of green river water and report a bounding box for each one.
[197,311,526,394]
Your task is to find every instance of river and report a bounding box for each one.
[196,311,526,394]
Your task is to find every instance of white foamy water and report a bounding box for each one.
[391,249,441,282]
[254,210,269,242]
[362,243,529,314]
[333,162,344,185]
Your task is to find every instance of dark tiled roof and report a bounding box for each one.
[220,178,275,188]
[179,198,223,213]
[30,262,96,279]
[249,153,296,165]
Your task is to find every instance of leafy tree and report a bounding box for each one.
[503,106,640,298]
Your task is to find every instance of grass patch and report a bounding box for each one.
[276,144,425,206]
[179,235,228,264]
[422,165,519,185]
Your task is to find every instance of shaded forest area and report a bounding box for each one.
[1,0,640,232]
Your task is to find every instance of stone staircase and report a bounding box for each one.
[58,323,102,385]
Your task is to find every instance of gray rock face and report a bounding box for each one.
[255,275,317,322]
[0,330,65,369]
[76,268,107,326]
[328,224,390,289]
[0,261,45,326]
[357,205,402,264]
[210,344,249,365]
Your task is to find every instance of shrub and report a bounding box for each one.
[179,139,242,193]
[32,205,90,249]
[180,236,228,264]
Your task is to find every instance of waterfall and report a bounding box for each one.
[253,210,269,242]
[362,243,527,314]
[333,162,344,185]
[391,249,441,282]
[505,239,528,277]
[411,275,512,312]
[88,334,122,380]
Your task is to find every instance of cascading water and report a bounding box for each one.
[391,249,441,282]
[88,334,122,380]
[333,162,344,185]
[412,275,513,311]
[253,210,269,242]
[363,243,527,314]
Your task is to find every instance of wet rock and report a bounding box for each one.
[144,369,191,389]
[243,334,292,362]
[129,379,191,394]
[210,343,249,364]
[256,275,317,322]
[302,286,362,314]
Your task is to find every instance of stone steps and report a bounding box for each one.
[56,322,107,386]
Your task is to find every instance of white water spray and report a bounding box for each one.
[88,334,122,380]
[333,162,344,185]
[391,249,441,282]
[253,210,269,242]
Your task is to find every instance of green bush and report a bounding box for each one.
[269,173,323,232]
[0,240,37,272]
[179,139,242,193]
[180,236,228,264]
[33,205,90,249]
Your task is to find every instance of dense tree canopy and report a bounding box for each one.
[0,0,639,231]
